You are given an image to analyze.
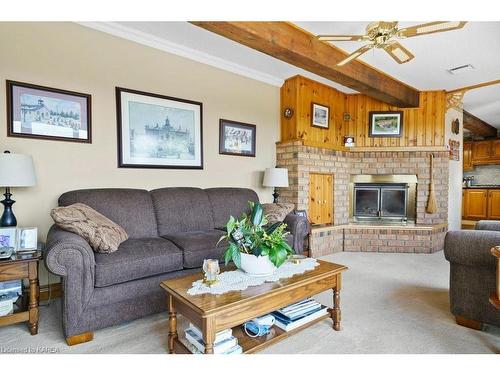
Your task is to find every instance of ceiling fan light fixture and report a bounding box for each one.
[416,21,462,35]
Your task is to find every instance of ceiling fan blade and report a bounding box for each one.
[384,42,415,64]
[398,21,467,38]
[318,35,368,42]
[337,44,373,66]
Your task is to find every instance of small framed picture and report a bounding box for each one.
[311,103,329,129]
[0,228,17,249]
[7,80,92,143]
[16,227,38,252]
[219,119,256,157]
[368,111,404,138]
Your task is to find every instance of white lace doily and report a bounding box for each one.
[187,258,319,295]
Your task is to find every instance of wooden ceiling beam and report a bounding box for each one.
[463,110,497,138]
[190,22,420,108]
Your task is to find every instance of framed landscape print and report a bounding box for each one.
[311,102,329,129]
[6,80,91,143]
[219,119,256,157]
[116,87,203,169]
[368,111,404,137]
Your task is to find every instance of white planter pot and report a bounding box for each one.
[240,253,277,276]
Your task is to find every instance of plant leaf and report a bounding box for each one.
[251,202,263,225]
[265,222,281,235]
[223,247,233,266]
[274,248,288,268]
[231,243,241,268]
[226,216,236,234]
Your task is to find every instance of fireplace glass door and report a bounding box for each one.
[354,183,408,221]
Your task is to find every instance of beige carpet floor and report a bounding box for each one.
[1,251,499,354]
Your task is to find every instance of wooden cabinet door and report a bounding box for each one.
[308,173,333,225]
[463,142,473,171]
[488,190,500,220]
[462,190,466,219]
[464,189,488,220]
[491,140,500,161]
[472,141,492,162]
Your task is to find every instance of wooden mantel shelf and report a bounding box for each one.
[277,140,447,153]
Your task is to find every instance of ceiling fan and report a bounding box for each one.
[318,21,467,66]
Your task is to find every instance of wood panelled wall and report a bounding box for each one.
[281,75,446,150]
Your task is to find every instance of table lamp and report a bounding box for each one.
[263,167,289,203]
[0,151,37,227]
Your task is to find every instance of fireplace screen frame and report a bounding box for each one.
[349,174,417,224]
[353,183,408,221]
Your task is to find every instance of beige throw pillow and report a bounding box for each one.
[262,203,295,225]
[51,203,128,253]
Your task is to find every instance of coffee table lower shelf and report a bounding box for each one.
[173,313,330,354]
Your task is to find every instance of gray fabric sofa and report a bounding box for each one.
[44,187,309,343]
[444,220,500,330]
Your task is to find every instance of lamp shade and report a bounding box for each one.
[0,153,37,187]
[263,167,289,188]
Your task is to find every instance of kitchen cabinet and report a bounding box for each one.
[488,190,500,220]
[308,173,333,225]
[463,142,473,171]
[492,140,500,160]
[472,141,492,162]
[463,188,500,220]
[463,189,488,220]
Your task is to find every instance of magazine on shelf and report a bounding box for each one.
[185,340,243,354]
[188,323,233,344]
[272,306,329,332]
[184,328,238,354]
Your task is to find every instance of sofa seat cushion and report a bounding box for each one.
[162,230,226,269]
[94,237,183,287]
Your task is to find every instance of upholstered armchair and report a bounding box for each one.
[444,220,500,329]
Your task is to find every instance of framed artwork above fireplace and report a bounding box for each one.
[368,111,403,138]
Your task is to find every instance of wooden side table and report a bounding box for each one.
[0,251,42,334]
[490,246,500,309]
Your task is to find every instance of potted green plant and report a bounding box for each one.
[218,202,294,276]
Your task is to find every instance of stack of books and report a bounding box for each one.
[184,323,242,354]
[271,298,328,332]
[0,280,22,317]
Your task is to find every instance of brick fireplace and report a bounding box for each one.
[276,141,449,256]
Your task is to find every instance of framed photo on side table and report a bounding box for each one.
[0,227,17,249]
[116,87,203,169]
[16,227,38,252]
[6,80,91,143]
[219,119,256,157]
[311,103,329,129]
[368,111,404,138]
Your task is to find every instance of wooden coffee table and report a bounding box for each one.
[160,259,347,354]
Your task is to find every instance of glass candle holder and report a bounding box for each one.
[202,259,220,286]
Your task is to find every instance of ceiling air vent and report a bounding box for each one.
[447,64,475,75]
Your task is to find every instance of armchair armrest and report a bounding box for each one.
[283,213,310,254]
[444,230,500,268]
[476,220,500,232]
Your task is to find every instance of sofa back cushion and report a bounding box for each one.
[205,187,259,228]
[151,187,214,235]
[58,189,158,239]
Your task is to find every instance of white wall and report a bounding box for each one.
[445,108,464,231]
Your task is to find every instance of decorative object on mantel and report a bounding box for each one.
[218,202,294,276]
[368,111,403,138]
[116,87,203,169]
[344,136,355,147]
[426,154,438,214]
[263,167,289,203]
[283,107,294,119]
[219,119,256,157]
[6,80,92,143]
[0,151,37,227]
[187,257,319,295]
[311,103,329,129]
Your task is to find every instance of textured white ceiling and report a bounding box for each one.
[89,21,500,129]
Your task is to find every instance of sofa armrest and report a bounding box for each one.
[444,230,500,268]
[283,213,310,254]
[475,220,500,232]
